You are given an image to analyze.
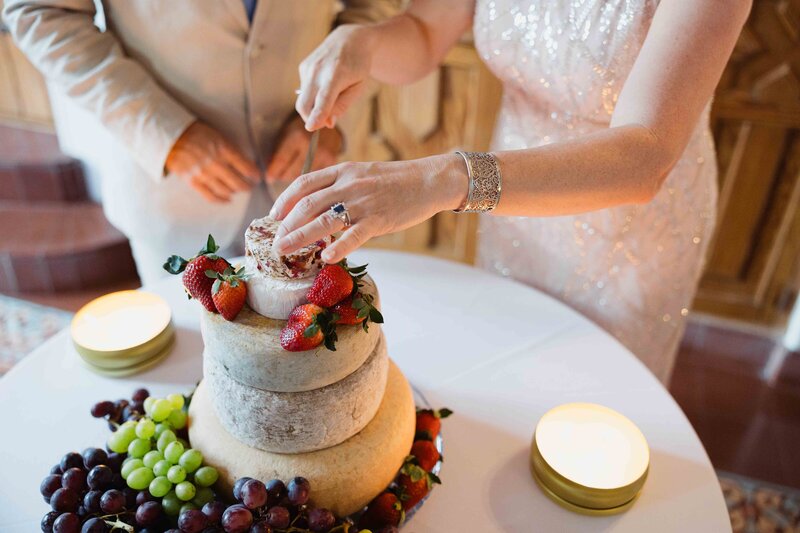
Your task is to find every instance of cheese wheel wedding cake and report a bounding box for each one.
[188,216,416,516]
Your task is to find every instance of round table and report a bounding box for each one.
[0,250,730,532]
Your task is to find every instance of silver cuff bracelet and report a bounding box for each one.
[453,151,502,213]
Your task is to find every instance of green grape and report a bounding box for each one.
[179,502,198,514]
[127,466,155,491]
[120,419,137,430]
[149,476,172,498]
[107,430,131,454]
[143,397,156,415]
[164,441,185,464]
[167,465,186,484]
[121,458,145,479]
[192,486,214,507]
[143,450,164,469]
[167,409,187,430]
[136,418,156,439]
[167,393,185,410]
[161,490,181,516]
[175,481,196,501]
[194,466,219,488]
[151,399,173,422]
[177,438,189,448]
[153,459,171,477]
[128,437,151,459]
[154,422,173,438]
[179,449,203,473]
[157,429,177,452]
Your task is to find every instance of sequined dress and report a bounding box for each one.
[473,0,717,383]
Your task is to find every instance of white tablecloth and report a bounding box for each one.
[0,250,730,532]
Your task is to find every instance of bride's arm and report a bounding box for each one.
[273,0,751,263]
[297,0,473,130]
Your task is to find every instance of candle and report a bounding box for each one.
[71,291,174,376]
[530,403,649,515]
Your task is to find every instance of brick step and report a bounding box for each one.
[0,124,88,203]
[0,202,139,293]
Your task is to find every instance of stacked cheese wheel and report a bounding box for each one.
[189,216,416,516]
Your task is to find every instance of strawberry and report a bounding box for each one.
[410,440,441,472]
[163,235,230,313]
[358,492,404,530]
[332,291,384,332]
[208,266,248,321]
[331,296,364,325]
[397,463,441,511]
[415,408,453,441]
[306,263,353,307]
[280,304,338,351]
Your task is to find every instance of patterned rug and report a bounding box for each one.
[0,294,72,375]
[719,471,800,532]
[2,297,800,531]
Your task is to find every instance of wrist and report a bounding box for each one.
[422,154,469,213]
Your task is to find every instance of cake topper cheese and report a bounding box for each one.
[245,216,331,280]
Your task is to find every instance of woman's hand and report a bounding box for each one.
[295,24,376,131]
[267,116,342,182]
[269,155,468,264]
[166,121,258,203]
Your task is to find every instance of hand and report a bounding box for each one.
[269,155,468,264]
[166,121,259,203]
[266,115,342,182]
[296,24,375,131]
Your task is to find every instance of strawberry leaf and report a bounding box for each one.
[205,269,220,279]
[212,279,222,295]
[437,408,454,418]
[163,255,188,275]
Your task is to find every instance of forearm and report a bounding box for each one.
[435,125,677,217]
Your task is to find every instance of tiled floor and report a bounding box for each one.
[670,320,800,489]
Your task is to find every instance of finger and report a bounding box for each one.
[296,64,319,124]
[269,164,339,220]
[190,175,226,203]
[279,153,304,182]
[207,160,250,192]
[267,147,301,183]
[306,85,338,131]
[331,82,365,122]
[273,208,346,256]
[275,185,340,242]
[220,143,259,183]
[202,170,234,201]
[320,223,372,264]
[312,150,337,172]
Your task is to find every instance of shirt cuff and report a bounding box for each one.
[130,99,196,182]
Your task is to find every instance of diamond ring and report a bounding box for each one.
[329,202,351,227]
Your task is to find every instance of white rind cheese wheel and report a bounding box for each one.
[245,216,332,280]
[201,275,380,392]
[204,333,389,453]
[244,256,313,320]
[188,360,416,517]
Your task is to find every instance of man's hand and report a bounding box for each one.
[266,115,342,183]
[166,121,259,203]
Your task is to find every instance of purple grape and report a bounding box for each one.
[202,501,227,524]
[286,477,310,506]
[132,388,150,403]
[90,401,114,418]
[53,513,80,533]
[178,509,208,532]
[110,473,125,490]
[105,453,125,472]
[123,487,138,508]
[41,511,59,532]
[81,518,109,533]
[249,522,272,533]
[60,453,84,472]
[307,508,335,532]
[232,477,252,501]
[264,506,289,529]
[240,479,267,510]
[100,489,125,513]
[50,464,63,475]
[83,490,102,512]
[50,488,79,512]
[61,468,86,491]
[221,505,253,533]
[87,465,113,490]
[82,448,108,469]
[136,490,155,506]
[115,399,129,410]
[264,479,286,504]
[136,501,162,527]
[41,475,62,498]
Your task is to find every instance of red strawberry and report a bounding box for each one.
[281,304,338,351]
[163,235,229,313]
[415,408,453,441]
[209,266,248,321]
[307,264,353,307]
[359,492,404,530]
[410,440,440,472]
[397,464,441,511]
[331,296,364,325]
